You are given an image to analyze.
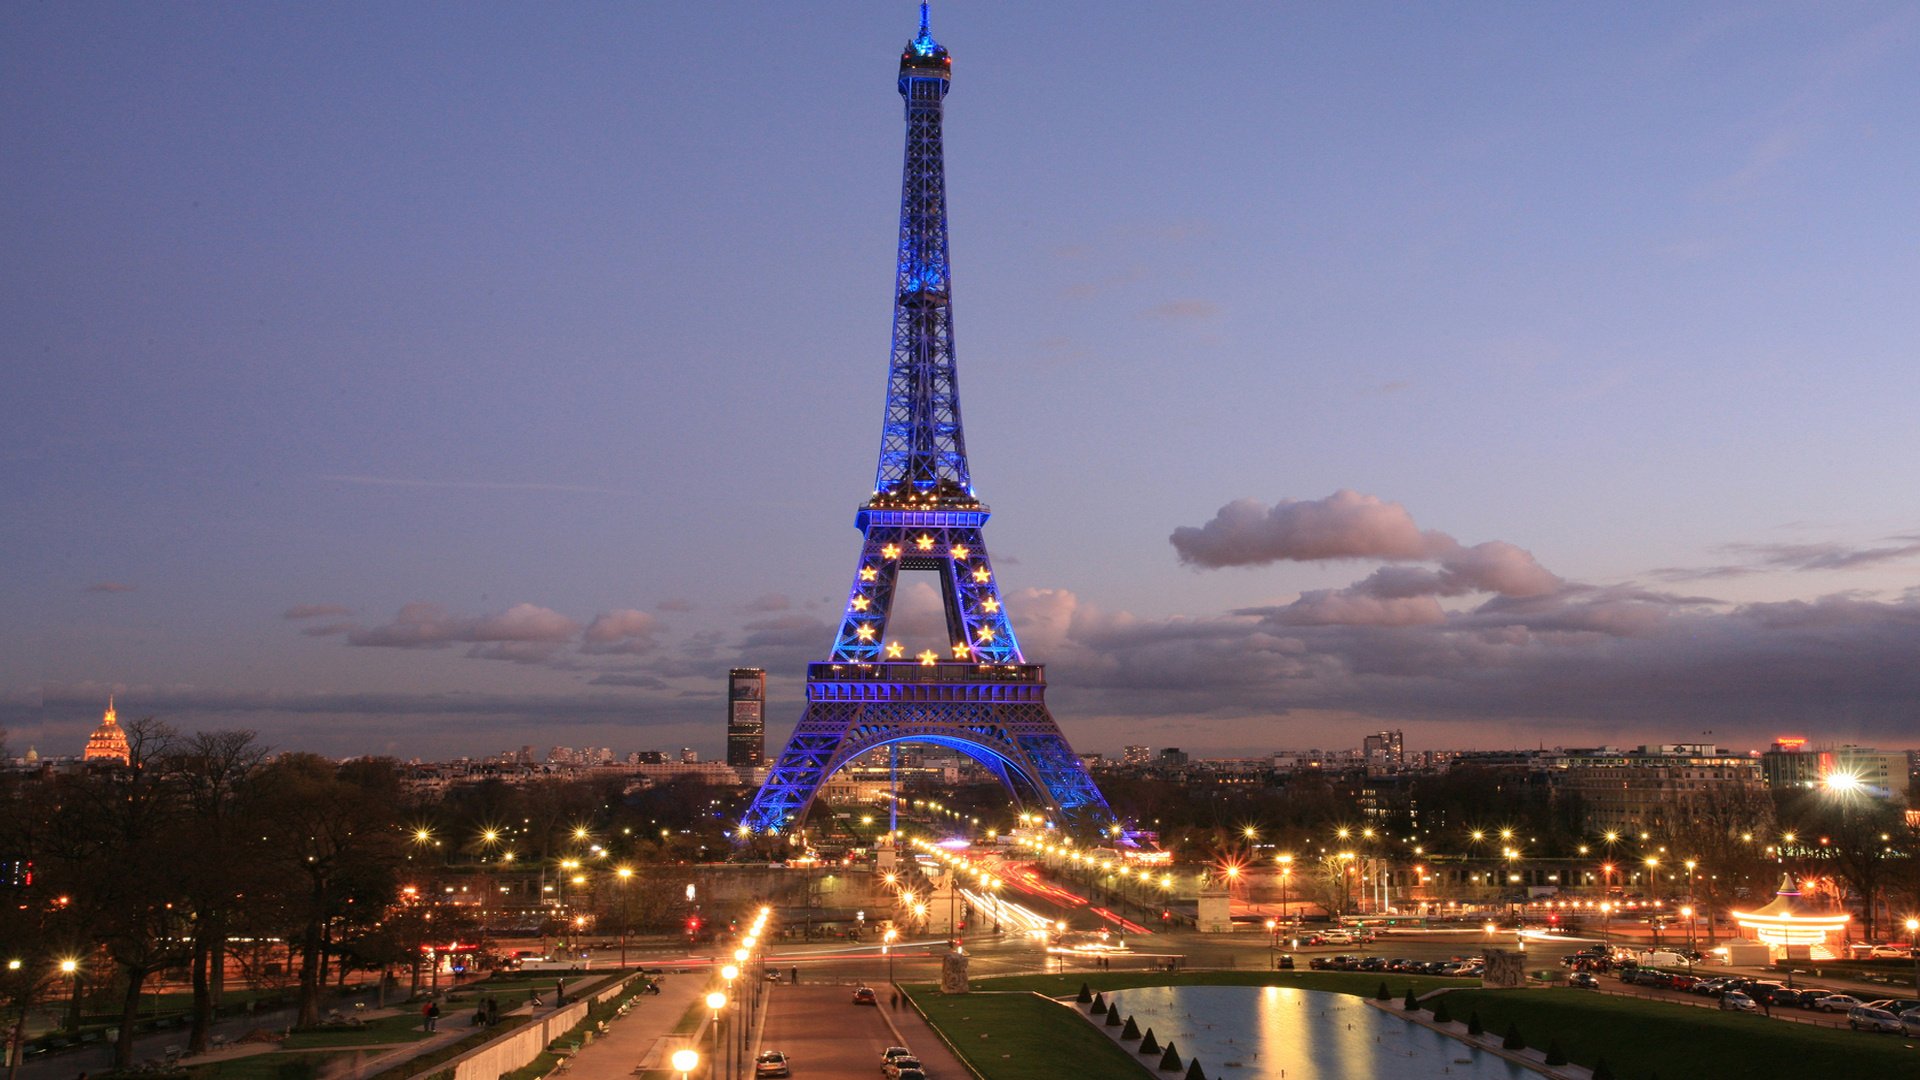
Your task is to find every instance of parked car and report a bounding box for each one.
[1849,1005,1903,1033]
[853,986,878,1006]
[1275,954,1295,969]
[1320,931,1356,945]
[1867,945,1913,959]
[1899,1008,1920,1037]
[1814,993,1862,1013]
[1569,972,1600,989]
[1719,991,1758,1013]
[755,1050,791,1078]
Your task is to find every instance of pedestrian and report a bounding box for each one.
[529,987,542,1007]
[890,990,899,1009]
[555,980,565,1006]
[486,996,499,1025]
[790,966,799,984]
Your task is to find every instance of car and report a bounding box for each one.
[1900,1008,1920,1037]
[883,1058,924,1079]
[1814,993,1862,1013]
[853,986,879,1006]
[882,1047,916,1066]
[1719,991,1758,1013]
[1868,998,1919,1014]
[1320,931,1355,945]
[1275,954,1295,969]
[1849,1005,1903,1033]
[893,1072,927,1080]
[755,1050,791,1078]
[1569,972,1599,989]
[1868,945,1913,959]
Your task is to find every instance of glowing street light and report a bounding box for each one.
[670,1048,698,1080]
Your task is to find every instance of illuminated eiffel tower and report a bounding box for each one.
[740,6,1114,837]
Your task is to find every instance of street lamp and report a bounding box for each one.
[1277,854,1294,930]
[1680,907,1695,976]
[706,991,728,1079]
[1906,917,1919,999]
[884,927,899,989]
[1265,919,1278,970]
[671,1048,698,1080]
[616,866,634,969]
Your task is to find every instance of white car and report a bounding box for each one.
[1719,991,1757,1013]
[1321,931,1355,945]
[1848,1005,1902,1033]
[1867,944,1913,959]
[1814,994,1862,1013]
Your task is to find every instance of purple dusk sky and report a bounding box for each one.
[5,4,1919,761]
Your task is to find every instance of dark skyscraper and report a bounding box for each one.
[727,668,766,767]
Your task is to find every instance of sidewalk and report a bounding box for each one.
[561,976,706,1080]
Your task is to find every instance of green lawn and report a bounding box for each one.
[969,969,1474,1000]
[185,1051,351,1080]
[1436,988,1918,1077]
[282,1014,434,1049]
[902,986,1155,1080]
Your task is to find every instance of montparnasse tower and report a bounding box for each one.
[83,696,131,765]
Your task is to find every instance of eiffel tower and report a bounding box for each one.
[740,6,1115,837]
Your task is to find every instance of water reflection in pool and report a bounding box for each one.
[1101,985,1535,1079]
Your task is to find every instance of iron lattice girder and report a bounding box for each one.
[878,52,967,492]
[742,675,1113,835]
[829,510,1019,664]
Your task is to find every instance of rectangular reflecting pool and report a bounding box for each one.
[1100,985,1538,1079]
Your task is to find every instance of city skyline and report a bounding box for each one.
[7,4,1920,760]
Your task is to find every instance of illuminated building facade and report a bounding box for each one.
[82,697,130,765]
[741,7,1113,836]
[726,668,766,767]
[1553,744,1764,836]
[1760,739,1909,797]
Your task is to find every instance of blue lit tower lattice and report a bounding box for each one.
[741,6,1114,838]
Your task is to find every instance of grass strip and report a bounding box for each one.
[969,969,1474,999]
[1438,988,1914,1076]
[282,1014,434,1049]
[903,986,1154,1080]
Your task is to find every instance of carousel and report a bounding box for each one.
[1730,874,1851,960]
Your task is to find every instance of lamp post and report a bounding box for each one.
[1277,854,1294,931]
[1907,918,1919,1000]
[616,867,634,970]
[1680,907,1695,976]
[1644,857,1661,949]
[1265,919,1278,970]
[59,958,80,1033]
[884,928,898,989]
[670,1048,698,1080]
[706,991,727,1080]
[720,965,739,1079]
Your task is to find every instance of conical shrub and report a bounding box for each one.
[1544,1039,1567,1066]
[1121,1015,1140,1039]
[1139,1029,1160,1055]
[1159,1041,1181,1071]
[1106,1005,1123,1026]
[1591,1057,1615,1080]
[1466,1011,1483,1036]
[1431,998,1452,1024]
[1077,982,1093,1004]
[1501,1022,1525,1050]
[1090,992,1107,1013]
[1184,1059,1206,1080]
[1402,988,1420,1011]
[1374,981,1391,1001]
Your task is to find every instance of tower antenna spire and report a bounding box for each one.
[920,2,930,35]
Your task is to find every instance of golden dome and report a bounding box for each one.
[83,697,130,765]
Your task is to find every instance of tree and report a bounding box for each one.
[1786,788,1906,941]
[168,729,267,1051]
[254,755,407,1026]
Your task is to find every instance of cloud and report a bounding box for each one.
[744,593,792,613]
[1142,299,1222,321]
[319,473,617,495]
[581,609,662,656]
[86,582,136,593]
[656,597,694,613]
[299,622,358,637]
[284,604,353,620]
[586,673,670,689]
[1649,535,1920,581]
[1171,490,1435,567]
[347,602,580,650]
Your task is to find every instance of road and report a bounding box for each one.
[756,984,969,1079]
